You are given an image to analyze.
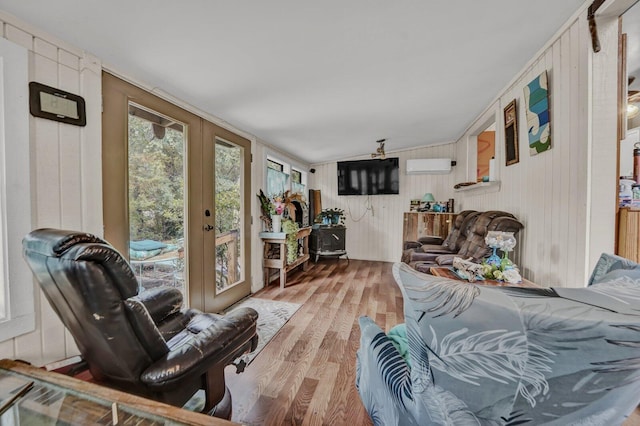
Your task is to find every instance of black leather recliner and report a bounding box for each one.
[22,228,258,419]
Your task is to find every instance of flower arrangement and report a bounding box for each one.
[482,231,521,283]
[484,231,517,254]
[272,194,285,216]
[480,258,522,283]
[257,189,305,231]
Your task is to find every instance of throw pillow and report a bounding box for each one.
[588,252,640,285]
[387,323,411,367]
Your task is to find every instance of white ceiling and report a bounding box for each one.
[0,1,591,164]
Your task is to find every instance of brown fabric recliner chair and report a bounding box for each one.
[406,210,515,265]
[22,228,258,419]
[411,211,524,273]
[401,210,479,264]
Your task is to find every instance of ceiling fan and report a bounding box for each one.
[371,138,386,159]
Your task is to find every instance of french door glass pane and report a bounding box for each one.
[128,104,186,295]
[215,139,244,292]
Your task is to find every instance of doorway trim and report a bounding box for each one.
[102,72,252,311]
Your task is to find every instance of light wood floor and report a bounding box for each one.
[224,259,391,425]
[224,259,640,426]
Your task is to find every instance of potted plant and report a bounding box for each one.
[257,189,276,231]
[281,219,300,264]
[316,208,345,225]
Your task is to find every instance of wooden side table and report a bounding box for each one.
[260,226,311,289]
[429,266,541,288]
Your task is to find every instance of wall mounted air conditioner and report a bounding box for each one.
[406,158,454,175]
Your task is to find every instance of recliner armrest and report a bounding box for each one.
[418,245,454,255]
[434,254,456,265]
[417,235,444,245]
[137,287,183,324]
[403,241,422,250]
[409,251,439,263]
[156,310,198,342]
[140,307,258,389]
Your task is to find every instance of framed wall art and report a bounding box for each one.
[523,71,551,155]
[503,99,519,166]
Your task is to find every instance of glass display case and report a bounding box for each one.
[0,359,236,426]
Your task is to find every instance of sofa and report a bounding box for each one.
[356,254,640,425]
[401,210,480,263]
[406,211,524,273]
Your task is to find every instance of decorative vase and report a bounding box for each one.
[271,214,282,233]
[501,253,514,270]
[486,247,501,267]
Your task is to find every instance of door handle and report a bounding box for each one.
[204,224,214,231]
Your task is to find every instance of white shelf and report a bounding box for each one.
[259,231,287,240]
[454,181,501,195]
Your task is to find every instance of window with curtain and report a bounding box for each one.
[266,166,289,197]
[266,156,307,198]
[291,169,305,194]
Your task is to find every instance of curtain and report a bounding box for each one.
[292,182,305,195]
[266,168,288,197]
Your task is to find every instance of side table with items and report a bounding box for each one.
[260,227,312,289]
[309,224,348,262]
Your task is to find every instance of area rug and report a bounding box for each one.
[182,297,301,412]
[226,297,301,366]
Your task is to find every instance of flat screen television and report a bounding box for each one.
[337,158,400,195]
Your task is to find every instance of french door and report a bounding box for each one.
[102,72,251,312]
[202,127,251,312]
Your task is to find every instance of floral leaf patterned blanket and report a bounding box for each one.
[356,254,640,425]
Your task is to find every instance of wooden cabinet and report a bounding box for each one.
[618,207,640,262]
[402,212,457,245]
[260,227,312,289]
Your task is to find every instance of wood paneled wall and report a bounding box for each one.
[309,143,458,262]
[0,14,103,364]
[453,12,615,289]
